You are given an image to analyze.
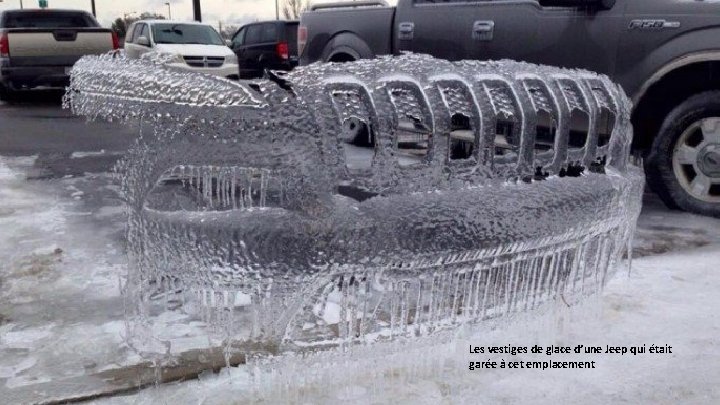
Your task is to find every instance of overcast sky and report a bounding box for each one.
[0,0,291,27]
[1,0,399,29]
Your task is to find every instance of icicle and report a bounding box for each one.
[626,231,634,276]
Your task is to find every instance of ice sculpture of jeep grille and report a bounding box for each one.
[65,53,643,349]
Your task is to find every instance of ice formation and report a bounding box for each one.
[64,53,643,352]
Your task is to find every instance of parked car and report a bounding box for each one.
[0,8,118,98]
[298,0,720,218]
[230,20,298,79]
[124,20,238,80]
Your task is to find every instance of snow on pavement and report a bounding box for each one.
[0,156,130,389]
[0,157,212,395]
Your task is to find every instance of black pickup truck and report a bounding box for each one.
[299,0,720,218]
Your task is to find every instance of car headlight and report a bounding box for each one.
[225,54,238,64]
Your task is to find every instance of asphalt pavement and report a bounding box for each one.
[0,90,136,178]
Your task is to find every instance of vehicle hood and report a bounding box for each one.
[154,43,233,57]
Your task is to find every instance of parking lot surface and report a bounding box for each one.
[0,91,135,177]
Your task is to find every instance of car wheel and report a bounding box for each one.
[0,84,15,102]
[646,91,720,217]
[341,117,373,147]
[239,70,261,80]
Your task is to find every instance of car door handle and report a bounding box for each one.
[398,22,414,40]
[473,21,495,41]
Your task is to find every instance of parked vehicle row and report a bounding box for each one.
[0,9,118,98]
[124,20,239,80]
[123,19,298,81]
[297,0,720,218]
[0,8,296,94]
[1,2,718,218]
[122,19,299,81]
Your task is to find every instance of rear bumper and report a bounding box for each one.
[240,61,297,79]
[0,59,71,88]
[276,59,298,70]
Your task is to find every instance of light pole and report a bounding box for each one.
[91,0,96,17]
[192,0,201,22]
[165,2,171,20]
[275,0,279,20]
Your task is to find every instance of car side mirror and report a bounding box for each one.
[137,36,151,47]
[225,39,232,47]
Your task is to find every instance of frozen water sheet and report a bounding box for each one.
[65,53,644,349]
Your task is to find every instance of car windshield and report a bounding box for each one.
[152,23,224,45]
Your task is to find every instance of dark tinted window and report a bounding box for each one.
[125,23,136,44]
[413,0,486,2]
[261,23,277,43]
[245,24,262,45]
[139,24,150,41]
[286,23,298,55]
[232,27,245,47]
[539,0,572,6]
[1,11,99,28]
[131,23,144,42]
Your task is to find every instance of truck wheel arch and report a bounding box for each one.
[633,51,720,107]
[632,52,720,152]
[321,32,374,63]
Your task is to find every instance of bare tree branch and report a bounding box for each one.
[282,0,308,20]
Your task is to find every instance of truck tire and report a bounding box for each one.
[341,116,373,147]
[646,91,720,217]
[0,84,14,102]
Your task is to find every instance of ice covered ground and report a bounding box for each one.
[0,156,217,403]
[0,155,127,387]
[89,248,720,405]
[1,155,719,404]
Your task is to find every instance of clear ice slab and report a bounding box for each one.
[64,52,644,350]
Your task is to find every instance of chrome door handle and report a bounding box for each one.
[473,21,495,41]
[398,22,415,40]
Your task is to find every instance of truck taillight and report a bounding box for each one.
[298,25,307,58]
[111,32,120,50]
[276,41,289,60]
[0,31,9,58]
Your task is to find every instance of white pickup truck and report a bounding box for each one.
[0,9,117,98]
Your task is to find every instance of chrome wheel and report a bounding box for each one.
[672,117,720,203]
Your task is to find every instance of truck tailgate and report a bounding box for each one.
[7,29,113,66]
